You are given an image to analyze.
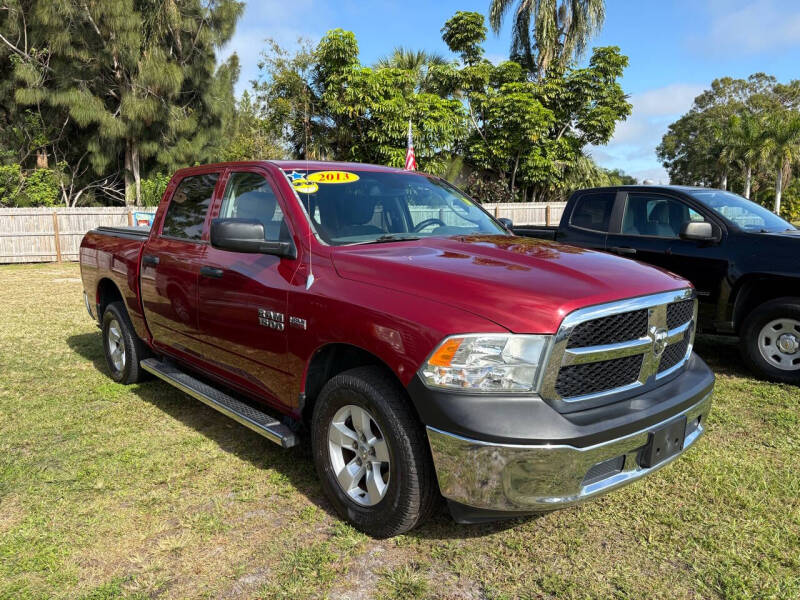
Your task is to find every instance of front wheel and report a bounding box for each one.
[311,366,437,538]
[740,297,800,384]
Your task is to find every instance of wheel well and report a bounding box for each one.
[733,277,800,332]
[96,278,123,319]
[301,343,402,424]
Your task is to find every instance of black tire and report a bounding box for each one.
[739,296,800,384]
[310,366,438,538]
[102,301,150,384]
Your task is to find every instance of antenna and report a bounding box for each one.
[304,82,315,290]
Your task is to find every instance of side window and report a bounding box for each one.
[621,194,706,238]
[219,172,289,242]
[161,173,218,240]
[570,192,615,232]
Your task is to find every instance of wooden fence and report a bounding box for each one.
[0,202,567,264]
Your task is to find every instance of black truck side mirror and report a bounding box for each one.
[210,218,296,258]
[498,217,513,231]
[680,221,716,242]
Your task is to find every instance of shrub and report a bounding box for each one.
[141,173,170,207]
[22,168,60,206]
[0,164,24,206]
[463,173,514,204]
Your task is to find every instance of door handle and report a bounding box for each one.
[142,254,160,266]
[609,246,637,256]
[200,266,224,279]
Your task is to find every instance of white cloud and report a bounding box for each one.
[219,0,321,96]
[590,82,706,182]
[690,0,800,56]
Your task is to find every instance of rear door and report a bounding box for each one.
[140,171,220,359]
[196,168,297,407]
[559,191,617,249]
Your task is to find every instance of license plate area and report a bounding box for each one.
[639,416,687,468]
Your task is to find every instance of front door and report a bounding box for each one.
[606,191,728,322]
[140,171,220,360]
[196,169,297,408]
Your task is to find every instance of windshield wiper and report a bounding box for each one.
[355,234,422,245]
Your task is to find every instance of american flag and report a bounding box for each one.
[404,120,417,171]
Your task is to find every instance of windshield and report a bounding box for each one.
[283,169,507,245]
[686,189,795,233]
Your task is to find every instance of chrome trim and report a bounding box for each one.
[540,288,696,408]
[427,390,713,512]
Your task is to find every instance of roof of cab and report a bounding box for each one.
[270,159,409,173]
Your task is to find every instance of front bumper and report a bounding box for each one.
[417,354,714,515]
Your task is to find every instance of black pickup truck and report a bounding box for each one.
[515,186,800,383]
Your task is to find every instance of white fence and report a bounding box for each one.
[0,202,566,264]
[0,207,137,263]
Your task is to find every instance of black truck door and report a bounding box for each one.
[559,190,617,250]
[606,191,728,320]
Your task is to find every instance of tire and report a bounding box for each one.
[739,297,800,384]
[310,366,438,538]
[102,301,150,384]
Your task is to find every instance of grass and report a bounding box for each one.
[1,262,799,599]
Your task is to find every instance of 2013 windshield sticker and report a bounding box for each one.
[307,171,360,184]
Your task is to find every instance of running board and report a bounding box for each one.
[140,358,298,448]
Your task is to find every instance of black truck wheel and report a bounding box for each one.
[310,366,437,538]
[740,297,800,384]
[102,301,150,384]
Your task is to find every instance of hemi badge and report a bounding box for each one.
[289,316,307,330]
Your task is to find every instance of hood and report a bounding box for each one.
[332,235,689,333]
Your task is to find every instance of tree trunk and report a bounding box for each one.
[744,166,752,199]
[510,152,520,196]
[124,139,141,206]
[720,170,728,191]
[775,167,783,215]
[36,150,48,169]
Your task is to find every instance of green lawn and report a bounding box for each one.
[1,263,798,600]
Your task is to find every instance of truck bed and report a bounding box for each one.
[512,226,558,240]
[94,225,151,240]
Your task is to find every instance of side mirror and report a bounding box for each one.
[210,218,296,258]
[680,221,715,242]
[498,217,513,231]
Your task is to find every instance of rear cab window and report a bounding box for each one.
[161,173,219,240]
[569,192,615,232]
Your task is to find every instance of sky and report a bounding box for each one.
[220,0,800,183]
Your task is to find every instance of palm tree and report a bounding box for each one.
[725,113,768,199]
[762,112,800,215]
[375,47,449,92]
[488,0,605,78]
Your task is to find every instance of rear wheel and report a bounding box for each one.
[310,366,437,538]
[102,301,150,384]
[740,297,800,384]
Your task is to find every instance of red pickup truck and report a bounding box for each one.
[80,160,715,537]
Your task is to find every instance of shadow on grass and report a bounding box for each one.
[693,333,749,378]
[66,331,533,539]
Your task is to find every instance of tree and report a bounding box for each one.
[488,0,605,78]
[375,47,448,92]
[441,11,630,200]
[658,74,800,216]
[6,0,243,205]
[253,30,466,175]
[762,112,800,214]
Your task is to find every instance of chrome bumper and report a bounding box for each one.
[427,391,712,512]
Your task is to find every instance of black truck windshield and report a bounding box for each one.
[687,189,795,233]
[284,169,507,245]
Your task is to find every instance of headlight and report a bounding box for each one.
[419,334,551,392]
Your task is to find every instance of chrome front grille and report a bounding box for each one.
[540,289,697,411]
